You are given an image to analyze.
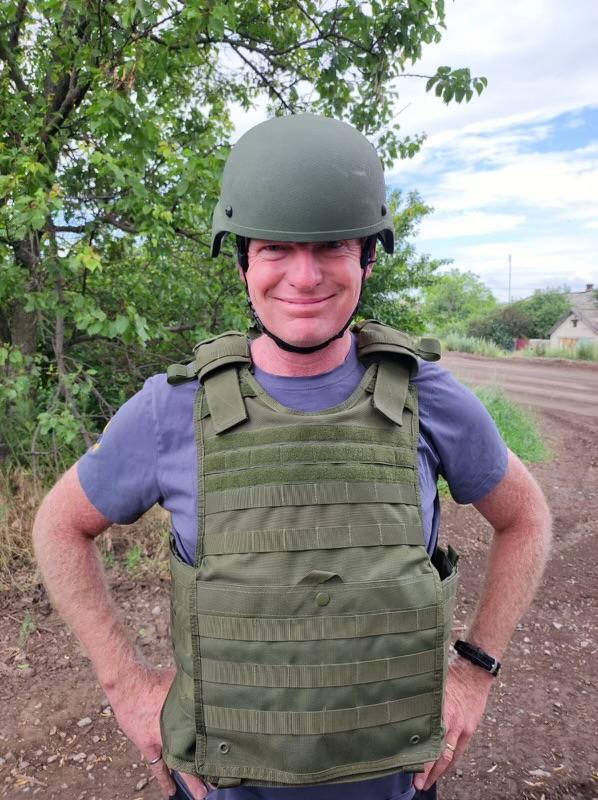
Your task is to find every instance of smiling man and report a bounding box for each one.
[33,114,551,800]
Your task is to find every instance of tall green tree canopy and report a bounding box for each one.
[421,268,497,335]
[0,0,487,469]
[517,289,571,339]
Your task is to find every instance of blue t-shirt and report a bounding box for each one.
[78,335,507,800]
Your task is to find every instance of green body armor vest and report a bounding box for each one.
[160,320,458,788]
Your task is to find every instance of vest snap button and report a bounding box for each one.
[409,735,420,745]
[218,742,230,754]
[315,591,330,606]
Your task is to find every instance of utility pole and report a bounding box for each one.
[508,254,512,303]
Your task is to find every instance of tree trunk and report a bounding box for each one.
[8,236,41,357]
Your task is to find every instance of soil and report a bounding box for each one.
[1,355,597,800]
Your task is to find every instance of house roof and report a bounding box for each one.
[549,308,598,336]
[567,288,597,312]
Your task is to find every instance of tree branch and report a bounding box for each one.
[0,33,34,103]
[229,43,294,112]
[9,0,28,49]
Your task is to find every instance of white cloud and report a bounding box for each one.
[393,0,598,140]
[419,211,525,240]
[423,144,598,213]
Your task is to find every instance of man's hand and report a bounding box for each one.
[105,665,178,797]
[413,657,493,792]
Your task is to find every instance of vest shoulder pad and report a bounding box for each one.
[354,319,441,374]
[166,331,250,385]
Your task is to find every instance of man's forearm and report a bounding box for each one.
[468,458,552,660]
[32,470,142,690]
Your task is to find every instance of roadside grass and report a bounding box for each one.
[473,385,550,462]
[441,332,598,362]
[518,341,598,362]
[442,333,506,358]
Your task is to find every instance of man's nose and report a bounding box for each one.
[287,248,323,288]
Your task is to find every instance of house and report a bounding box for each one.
[549,283,598,347]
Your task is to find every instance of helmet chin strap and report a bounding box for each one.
[238,236,375,356]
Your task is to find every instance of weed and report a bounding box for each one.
[125,544,144,572]
[18,610,37,648]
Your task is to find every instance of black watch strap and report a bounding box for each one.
[454,639,501,676]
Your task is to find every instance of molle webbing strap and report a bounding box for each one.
[204,692,436,736]
[201,649,437,688]
[197,605,437,641]
[201,522,424,555]
[205,481,418,514]
[194,332,251,434]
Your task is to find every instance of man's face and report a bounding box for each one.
[242,239,369,348]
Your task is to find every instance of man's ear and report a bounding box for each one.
[238,262,247,284]
[364,239,377,278]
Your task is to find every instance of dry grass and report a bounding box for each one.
[0,468,171,594]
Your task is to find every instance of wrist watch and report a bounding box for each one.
[454,639,501,676]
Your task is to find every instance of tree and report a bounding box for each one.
[420,269,497,335]
[468,305,533,350]
[0,0,487,469]
[360,191,447,333]
[517,289,571,339]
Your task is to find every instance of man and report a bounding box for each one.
[33,114,551,800]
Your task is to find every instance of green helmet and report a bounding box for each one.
[211,113,394,257]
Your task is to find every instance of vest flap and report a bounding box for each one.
[193,331,251,382]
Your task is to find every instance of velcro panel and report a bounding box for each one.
[204,442,416,472]
[205,464,414,492]
[203,423,413,453]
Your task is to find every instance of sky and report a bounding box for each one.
[384,0,598,302]
[232,0,598,303]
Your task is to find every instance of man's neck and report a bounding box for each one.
[250,331,352,377]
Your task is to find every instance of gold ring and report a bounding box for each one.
[445,742,456,752]
[147,753,163,765]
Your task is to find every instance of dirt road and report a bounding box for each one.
[1,355,597,800]
[442,353,598,420]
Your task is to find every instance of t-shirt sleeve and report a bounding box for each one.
[419,364,508,505]
[77,377,162,523]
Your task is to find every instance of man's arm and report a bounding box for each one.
[32,465,180,798]
[415,449,552,791]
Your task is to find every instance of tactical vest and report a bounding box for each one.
[160,320,458,789]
